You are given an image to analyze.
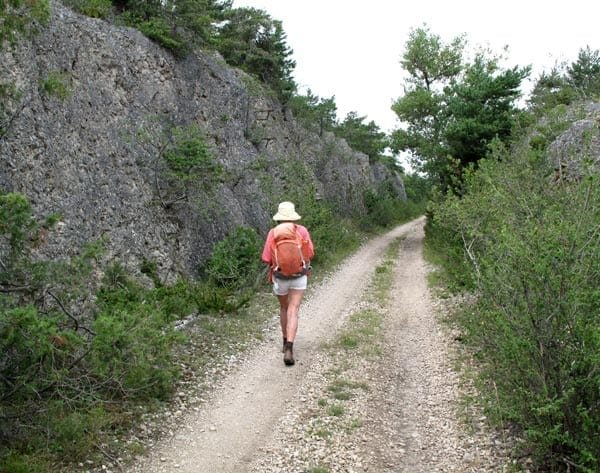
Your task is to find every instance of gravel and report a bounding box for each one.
[98,218,517,473]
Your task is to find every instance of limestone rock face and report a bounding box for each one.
[548,102,600,183]
[0,2,404,279]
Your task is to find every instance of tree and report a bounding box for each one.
[334,112,388,163]
[287,89,337,135]
[391,25,529,192]
[116,0,231,55]
[444,55,530,169]
[528,47,600,115]
[391,26,464,186]
[172,0,232,46]
[566,46,600,96]
[216,7,296,101]
[400,25,464,91]
[527,67,578,114]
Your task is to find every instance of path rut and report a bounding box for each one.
[129,217,510,472]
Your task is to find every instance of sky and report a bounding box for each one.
[232,0,599,134]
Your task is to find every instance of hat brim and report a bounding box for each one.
[272,211,301,221]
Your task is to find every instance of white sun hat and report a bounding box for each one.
[272,201,301,221]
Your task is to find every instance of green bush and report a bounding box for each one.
[0,305,81,405]
[360,184,425,232]
[292,197,361,268]
[0,0,50,46]
[152,124,224,208]
[164,125,218,178]
[90,305,181,400]
[64,0,112,18]
[130,16,187,56]
[429,133,600,471]
[39,71,71,100]
[0,194,191,469]
[204,226,263,290]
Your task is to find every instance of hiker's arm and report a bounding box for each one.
[261,230,275,264]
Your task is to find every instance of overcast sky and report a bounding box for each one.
[232,0,598,134]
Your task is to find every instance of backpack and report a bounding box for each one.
[271,223,311,279]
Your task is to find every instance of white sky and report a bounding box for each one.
[232,0,599,134]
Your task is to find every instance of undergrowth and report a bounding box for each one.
[424,107,600,471]
[0,188,419,472]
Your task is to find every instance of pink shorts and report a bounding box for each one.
[272,275,307,295]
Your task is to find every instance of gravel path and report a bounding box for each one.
[127,217,512,472]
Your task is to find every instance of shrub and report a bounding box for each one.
[291,197,361,268]
[0,193,189,469]
[150,123,224,208]
[360,184,424,232]
[131,16,187,56]
[39,71,71,100]
[204,226,263,290]
[429,132,600,471]
[0,0,50,46]
[65,0,112,18]
[164,125,218,178]
[90,305,181,400]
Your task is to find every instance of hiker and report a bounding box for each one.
[261,201,314,366]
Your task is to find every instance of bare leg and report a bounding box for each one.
[277,294,289,340]
[278,289,304,366]
[284,289,304,342]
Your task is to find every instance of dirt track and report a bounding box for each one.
[129,217,510,472]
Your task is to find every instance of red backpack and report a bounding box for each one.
[271,223,311,279]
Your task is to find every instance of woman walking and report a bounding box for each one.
[261,202,314,366]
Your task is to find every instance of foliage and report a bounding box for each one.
[566,46,600,96]
[527,68,579,116]
[0,192,35,256]
[136,121,223,209]
[391,25,529,192]
[170,0,231,47]
[164,124,220,179]
[403,172,432,204]
[216,6,296,102]
[0,190,274,469]
[67,0,112,19]
[84,0,298,100]
[427,120,600,471]
[0,0,50,47]
[299,198,361,268]
[134,17,187,55]
[443,56,530,171]
[92,265,184,399]
[360,182,423,232]
[528,46,600,116]
[333,112,388,163]
[0,192,193,470]
[203,226,263,290]
[39,71,72,100]
[287,88,337,135]
[400,24,464,90]
[391,25,463,187]
[115,0,230,54]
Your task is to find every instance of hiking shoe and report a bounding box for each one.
[282,337,287,353]
[283,342,295,366]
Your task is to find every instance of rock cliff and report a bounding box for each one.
[0,2,405,280]
[547,102,600,182]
